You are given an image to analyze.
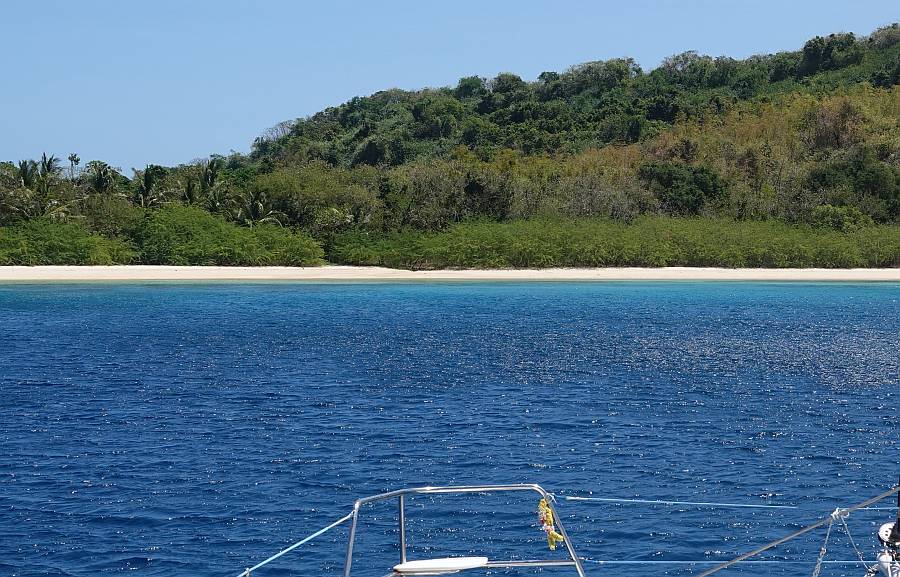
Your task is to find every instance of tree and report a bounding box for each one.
[36,153,62,196]
[490,72,526,94]
[200,157,222,194]
[181,175,199,205]
[39,153,61,178]
[133,164,168,208]
[411,94,465,138]
[454,76,487,99]
[83,161,117,194]
[194,157,232,212]
[802,98,862,150]
[67,153,80,179]
[2,156,72,220]
[638,162,727,215]
[16,160,38,189]
[249,163,381,233]
[799,33,862,76]
[231,187,286,227]
[399,159,468,229]
[563,59,641,95]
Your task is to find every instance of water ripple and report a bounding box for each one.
[0,282,898,577]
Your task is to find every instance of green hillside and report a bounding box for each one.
[2,24,899,267]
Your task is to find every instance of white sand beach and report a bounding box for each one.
[1,265,898,282]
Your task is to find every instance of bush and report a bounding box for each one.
[329,217,900,269]
[252,225,326,266]
[0,220,136,265]
[638,162,727,215]
[78,194,145,238]
[811,204,874,232]
[134,205,323,265]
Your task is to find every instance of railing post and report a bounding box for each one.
[342,508,359,577]
[546,498,586,577]
[399,494,407,564]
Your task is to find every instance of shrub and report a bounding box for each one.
[329,217,900,269]
[134,205,323,265]
[811,204,874,232]
[638,162,727,215]
[0,220,136,265]
[251,225,325,266]
[78,194,145,238]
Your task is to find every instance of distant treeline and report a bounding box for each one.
[1,24,898,267]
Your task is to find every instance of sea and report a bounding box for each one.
[1,281,898,577]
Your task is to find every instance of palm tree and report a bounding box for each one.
[3,157,72,220]
[67,153,80,179]
[199,157,222,195]
[84,161,116,194]
[181,176,198,204]
[39,153,61,179]
[16,160,38,189]
[232,187,285,227]
[133,164,167,208]
[198,157,227,213]
[204,184,230,214]
[35,153,62,197]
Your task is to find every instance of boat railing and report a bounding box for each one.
[343,483,586,577]
[237,483,585,577]
[236,481,900,577]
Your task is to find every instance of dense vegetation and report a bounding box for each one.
[331,218,900,269]
[2,24,899,267]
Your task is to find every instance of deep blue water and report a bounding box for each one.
[1,282,898,577]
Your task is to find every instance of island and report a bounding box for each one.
[2,24,898,271]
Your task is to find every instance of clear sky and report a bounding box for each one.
[1,0,897,171]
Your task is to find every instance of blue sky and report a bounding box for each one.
[1,0,897,171]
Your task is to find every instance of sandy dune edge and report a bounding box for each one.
[1,265,899,282]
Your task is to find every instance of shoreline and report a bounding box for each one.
[1,265,899,282]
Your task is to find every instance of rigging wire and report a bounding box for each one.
[810,516,834,577]
[581,559,876,565]
[694,484,900,577]
[236,511,354,577]
[838,512,879,573]
[556,495,798,509]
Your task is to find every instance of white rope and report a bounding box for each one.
[557,495,798,509]
[235,511,354,577]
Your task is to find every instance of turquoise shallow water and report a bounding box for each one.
[0,282,898,577]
